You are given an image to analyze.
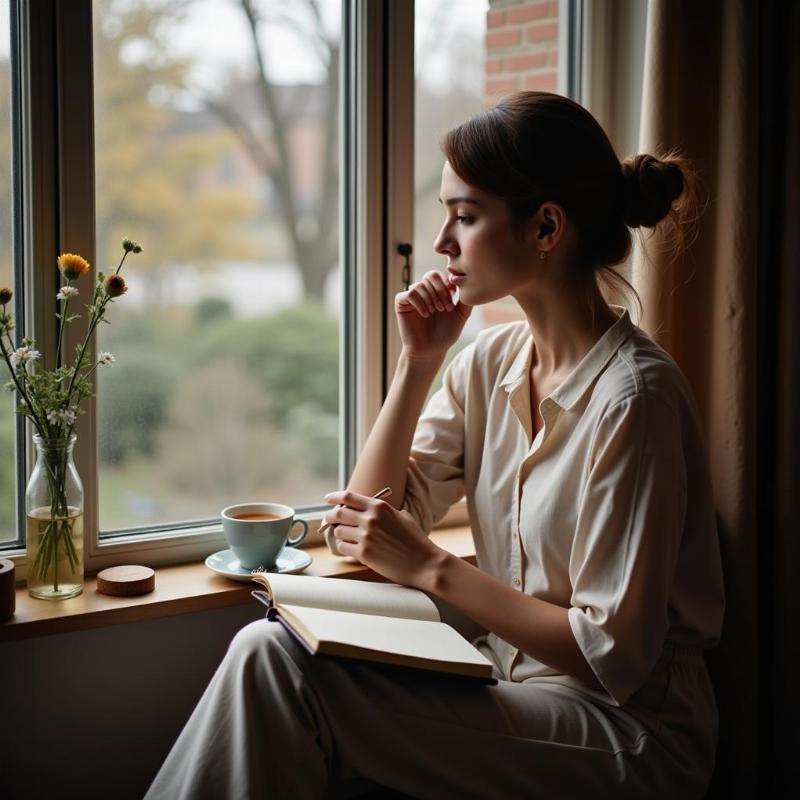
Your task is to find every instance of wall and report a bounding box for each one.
[1,604,262,799]
[485,0,560,104]
[0,588,485,799]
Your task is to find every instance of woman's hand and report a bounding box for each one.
[322,490,445,590]
[395,270,472,362]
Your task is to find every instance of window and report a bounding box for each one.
[92,0,342,535]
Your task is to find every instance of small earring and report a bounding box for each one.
[539,251,546,261]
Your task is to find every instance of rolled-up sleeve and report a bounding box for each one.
[567,393,686,707]
[401,344,473,534]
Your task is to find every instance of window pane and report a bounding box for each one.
[93,0,341,532]
[0,0,15,544]
[414,0,562,393]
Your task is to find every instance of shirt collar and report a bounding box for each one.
[499,305,635,410]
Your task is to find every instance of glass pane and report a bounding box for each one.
[0,0,15,544]
[414,0,562,393]
[93,0,341,531]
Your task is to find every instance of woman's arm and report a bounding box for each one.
[425,552,604,692]
[343,269,471,510]
[324,491,603,691]
[345,352,443,510]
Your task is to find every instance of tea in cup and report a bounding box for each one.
[221,502,308,571]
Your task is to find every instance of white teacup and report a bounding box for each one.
[221,502,308,571]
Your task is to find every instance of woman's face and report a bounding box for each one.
[433,161,540,306]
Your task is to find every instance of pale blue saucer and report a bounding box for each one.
[205,547,313,582]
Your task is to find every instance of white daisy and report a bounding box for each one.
[56,286,79,301]
[10,346,41,367]
[46,408,77,426]
[98,351,116,366]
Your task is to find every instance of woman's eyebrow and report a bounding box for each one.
[438,196,481,206]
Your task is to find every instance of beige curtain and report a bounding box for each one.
[632,0,800,797]
[629,0,760,793]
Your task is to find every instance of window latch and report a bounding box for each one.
[397,243,412,290]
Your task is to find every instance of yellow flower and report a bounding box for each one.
[57,253,90,280]
[103,274,128,298]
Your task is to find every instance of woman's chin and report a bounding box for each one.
[457,285,498,307]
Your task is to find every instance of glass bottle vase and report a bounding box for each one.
[25,433,84,600]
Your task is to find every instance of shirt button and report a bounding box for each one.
[512,577,521,587]
[513,531,519,540]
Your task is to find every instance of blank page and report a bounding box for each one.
[255,573,441,621]
[279,604,494,670]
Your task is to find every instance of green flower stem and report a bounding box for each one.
[64,288,108,403]
[114,250,129,276]
[81,361,101,382]
[3,326,16,355]
[0,334,47,435]
[55,289,71,371]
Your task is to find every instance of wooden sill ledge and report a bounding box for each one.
[0,526,476,643]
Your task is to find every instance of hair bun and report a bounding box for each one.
[620,154,684,228]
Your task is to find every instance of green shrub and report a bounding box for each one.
[190,301,338,426]
[99,354,173,464]
[195,297,233,327]
[285,402,338,480]
[0,411,16,540]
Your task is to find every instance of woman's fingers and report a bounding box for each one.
[415,281,441,313]
[420,270,455,311]
[397,270,458,317]
[333,525,360,544]
[396,285,431,317]
[323,490,371,511]
[428,270,455,310]
[323,504,363,529]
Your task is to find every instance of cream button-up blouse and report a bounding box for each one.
[400,306,725,708]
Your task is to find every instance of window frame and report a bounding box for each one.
[5,0,26,550]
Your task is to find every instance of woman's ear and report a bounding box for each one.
[534,202,566,252]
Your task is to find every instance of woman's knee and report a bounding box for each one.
[226,618,307,669]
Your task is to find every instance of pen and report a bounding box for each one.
[318,486,393,536]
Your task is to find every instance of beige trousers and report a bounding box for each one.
[143,619,717,799]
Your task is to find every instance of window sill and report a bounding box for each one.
[0,525,476,643]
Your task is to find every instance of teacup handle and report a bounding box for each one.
[286,519,308,547]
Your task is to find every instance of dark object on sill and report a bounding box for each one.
[96,564,155,597]
[0,558,14,620]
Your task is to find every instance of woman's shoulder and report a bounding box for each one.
[591,326,698,418]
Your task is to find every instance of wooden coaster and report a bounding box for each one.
[96,565,155,597]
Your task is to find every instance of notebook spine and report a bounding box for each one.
[251,589,274,614]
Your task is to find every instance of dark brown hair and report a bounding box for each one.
[441,91,701,315]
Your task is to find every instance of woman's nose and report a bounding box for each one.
[433,225,458,257]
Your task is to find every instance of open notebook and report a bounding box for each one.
[250,572,497,684]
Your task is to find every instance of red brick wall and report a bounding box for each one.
[485,0,560,105]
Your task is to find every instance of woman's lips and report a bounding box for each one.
[447,267,466,285]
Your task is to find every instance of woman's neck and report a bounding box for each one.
[514,280,619,379]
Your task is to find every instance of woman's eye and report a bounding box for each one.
[456,215,474,225]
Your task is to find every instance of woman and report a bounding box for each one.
[145,92,725,799]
